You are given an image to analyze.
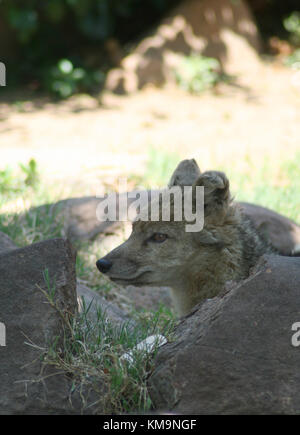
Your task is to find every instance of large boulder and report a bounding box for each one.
[239,202,300,256]
[33,194,131,243]
[34,193,300,256]
[148,254,300,414]
[0,238,104,414]
[105,0,262,93]
[125,285,172,312]
[77,281,131,325]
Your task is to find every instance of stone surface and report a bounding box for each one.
[39,194,133,242]
[33,192,300,257]
[126,285,172,312]
[148,254,300,414]
[77,280,130,325]
[239,202,300,255]
[0,230,17,254]
[0,238,103,414]
[105,0,262,93]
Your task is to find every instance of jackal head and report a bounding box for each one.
[96,159,237,314]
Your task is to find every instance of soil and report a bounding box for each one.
[0,60,299,196]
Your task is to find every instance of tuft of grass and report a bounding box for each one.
[0,159,40,203]
[43,285,175,414]
[19,158,39,188]
[42,268,57,303]
[0,156,176,414]
[0,202,66,248]
[1,151,299,413]
[0,159,68,248]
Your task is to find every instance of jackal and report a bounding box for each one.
[96,159,276,316]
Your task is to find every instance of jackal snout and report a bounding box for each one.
[95,158,275,316]
[96,258,112,273]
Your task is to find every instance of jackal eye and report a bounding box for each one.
[149,233,168,243]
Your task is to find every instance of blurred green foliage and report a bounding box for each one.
[1,0,179,97]
[174,55,230,94]
[0,159,39,201]
[144,146,181,188]
[283,11,300,70]
[19,158,39,188]
[283,11,300,45]
[284,49,300,68]
[45,58,105,98]
[0,0,299,98]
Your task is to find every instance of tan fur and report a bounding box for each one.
[97,160,275,316]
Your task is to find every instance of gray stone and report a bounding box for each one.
[126,285,172,312]
[148,255,300,414]
[105,0,262,93]
[0,231,17,254]
[77,280,130,325]
[239,202,300,256]
[36,193,133,242]
[0,238,104,414]
[33,193,300,257]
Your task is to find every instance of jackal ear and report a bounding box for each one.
[193,171,231,217]
[168,159,201,188]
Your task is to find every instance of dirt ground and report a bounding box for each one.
[0,60,299,196]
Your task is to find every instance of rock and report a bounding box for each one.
[32,190,300,257]
[0,231,17,254]
[28,158,300,256]
[0,238,104,414]
[126,286,172,312]
[77,281,172,327]
[77,281,131,325]
[239,202,300,255]
[105,0,262,93]
[36,194,133,243]
[148,254,300,414]
[47,196,123,242]
[31,190,156,244]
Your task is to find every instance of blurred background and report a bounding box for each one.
[0,0,300,271]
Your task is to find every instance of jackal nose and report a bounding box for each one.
[96,258,113,273]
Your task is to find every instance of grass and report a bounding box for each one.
[221,152,300,224]
[133,147,300,224]
[0,201,66,248]
[0,158,176,414]
[41,272,175,414]
[0,158,39,200]
[0,149,299,413]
